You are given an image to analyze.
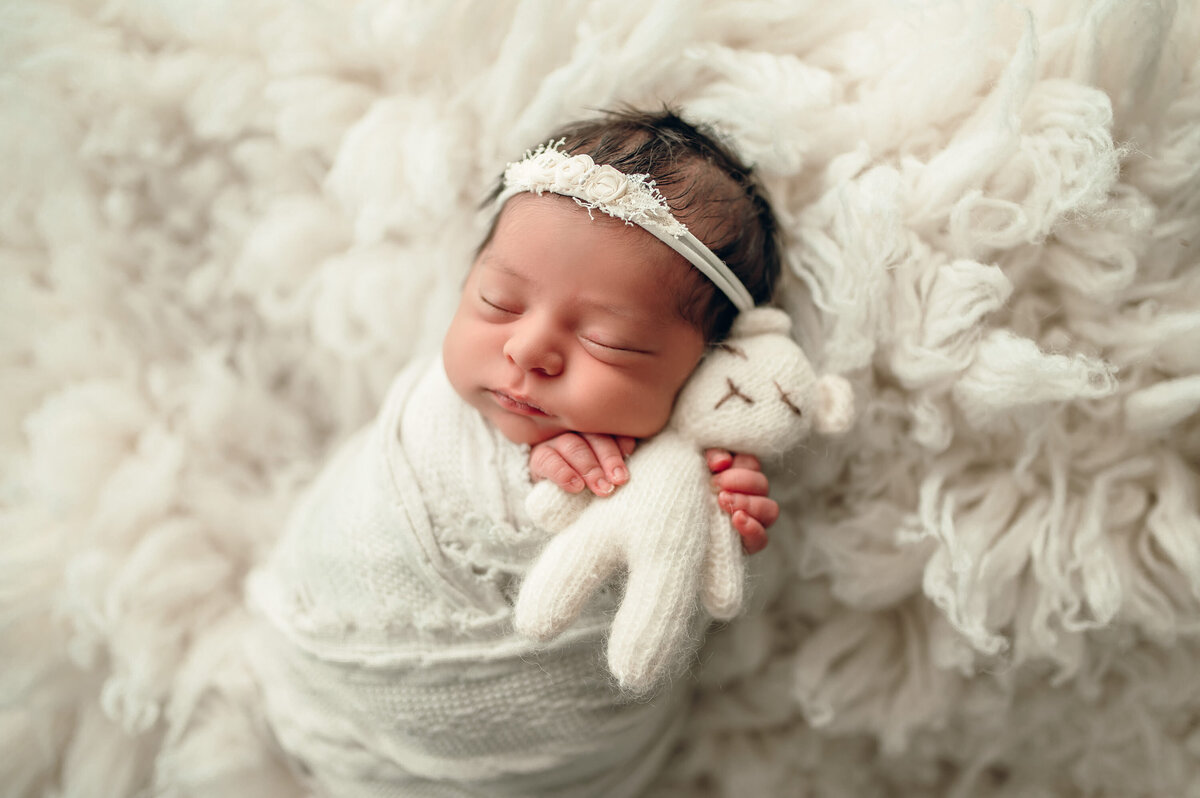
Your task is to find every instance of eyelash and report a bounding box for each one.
[582,337,649,356]
[481,295,518,314]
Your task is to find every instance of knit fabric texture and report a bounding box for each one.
[246,358,685,797]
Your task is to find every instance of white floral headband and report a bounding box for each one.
[497,143,754,311]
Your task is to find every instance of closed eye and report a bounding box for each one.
[775,381,803,416]
[480,295,519,314]
[714,378,754,409]
[581,337,652,356]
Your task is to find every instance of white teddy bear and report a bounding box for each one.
[514,307,856,693]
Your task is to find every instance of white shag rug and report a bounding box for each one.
[3,1,1200,796]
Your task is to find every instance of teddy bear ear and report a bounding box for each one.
[815,374,856,435]
[728,307,792,339]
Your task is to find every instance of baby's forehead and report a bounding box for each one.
[496,193,656,241]
[490,194,690,271]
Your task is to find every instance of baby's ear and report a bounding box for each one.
[814,375,856,435]
[727,307,791,339]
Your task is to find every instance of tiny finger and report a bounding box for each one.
[729,453,762,472]
[705,448,734,473]
[719,492,780,529]
[582,433,630,487]
[712,468,770,496]
[550,434,612,496]
[734,511,768,554]
[545,434,608,492]
[529,447,585,493]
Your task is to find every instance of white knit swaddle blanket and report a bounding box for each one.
[245,358,685,798]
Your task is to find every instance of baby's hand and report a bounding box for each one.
[706,449,778,555]
[528,436,776,555]
[529,433,635,496]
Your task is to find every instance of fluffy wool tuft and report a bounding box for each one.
[3,1,1199,796]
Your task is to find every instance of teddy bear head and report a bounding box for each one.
[669,308,855,454]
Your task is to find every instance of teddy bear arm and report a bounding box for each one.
[525,478,591,532]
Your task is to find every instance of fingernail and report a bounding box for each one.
[566,478,584,493]
[595,478,613,495]
[612,465,628,483]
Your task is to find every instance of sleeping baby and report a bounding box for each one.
[244,108,852,798]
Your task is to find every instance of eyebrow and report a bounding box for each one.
[578,294,652,323]
[478,253,531,282]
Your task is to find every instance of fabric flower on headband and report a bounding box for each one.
[502,143,689,239]
[581,164,628,204]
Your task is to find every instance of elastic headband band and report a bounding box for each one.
[496,143,755,312]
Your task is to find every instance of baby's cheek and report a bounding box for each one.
[610,384,678,439]
[441,332,467,394]
[442,317,485,399]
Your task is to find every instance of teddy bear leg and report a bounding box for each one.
[607,557,701,695]
[514,521,620,642]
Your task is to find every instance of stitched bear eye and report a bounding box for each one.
[774,381,802,416]
[714,377,754,409]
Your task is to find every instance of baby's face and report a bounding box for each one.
[443,194,706,445]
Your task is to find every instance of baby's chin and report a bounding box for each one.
[480,397,672,447]
[501,421,668,448]
[487,415,569,447]
[506,429,563,446]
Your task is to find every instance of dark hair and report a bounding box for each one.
[481,108,782,342]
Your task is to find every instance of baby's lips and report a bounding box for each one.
[490,389,549,417]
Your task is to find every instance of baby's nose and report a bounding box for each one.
[503,321,564,376]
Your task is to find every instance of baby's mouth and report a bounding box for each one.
[490,390,549,417]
